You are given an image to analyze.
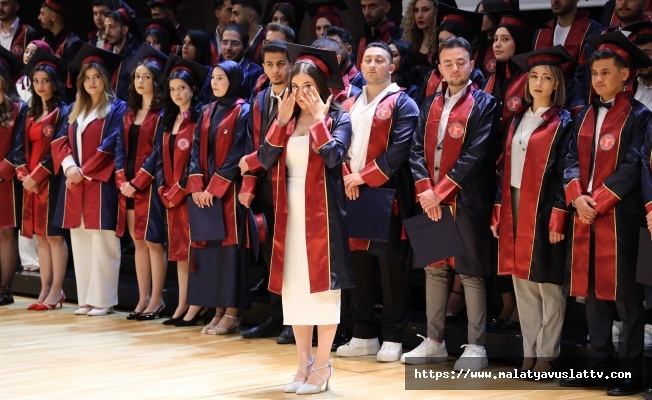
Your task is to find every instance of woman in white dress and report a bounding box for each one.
[258,44,353,394]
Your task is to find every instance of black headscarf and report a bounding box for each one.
[213,60,244,106]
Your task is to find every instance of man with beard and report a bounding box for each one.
[327,27,366,89]
[238,40,294,345]
[38,0,82,65]
[104,5,139,101]
[533,0,601,102]
[601,0,652,26]
[0,0,37,58]
[89,0,112,49]
[353,0,402,69]
[209,0,233,65]
[230,0,265,64]
[220,23,262,99]
[147,0,184,41]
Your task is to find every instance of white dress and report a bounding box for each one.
[282,135,341,325]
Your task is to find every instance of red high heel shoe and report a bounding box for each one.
[27,302,42,310]
[34,293,65,311]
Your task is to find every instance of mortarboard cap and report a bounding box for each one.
[585,30,652,70]
[160,53,210,86]
[70,43,125,75]
[510,45,574,72]
[21,48,66,79]
[346,187,395,242]
[136,18,181,46]
[43,0,70,15]
[188,198,226,242]
[111,1,137,28]
[287,42,344,89]
[624,21,652,41]
[488,9,546,35]
[247,209,267,261]
[403,207,466,268]
[126,43,169,75]
[263,0,308,31]
[0,46,25,80]
[437,3,483,38]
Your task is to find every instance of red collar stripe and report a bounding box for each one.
[598,43,634,67]
[296,55,330,78]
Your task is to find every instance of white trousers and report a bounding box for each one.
[69,220,121,308]
[18,233,39,267]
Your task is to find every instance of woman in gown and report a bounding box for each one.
[258,44,353,394]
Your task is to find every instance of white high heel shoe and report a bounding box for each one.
[87,307,113,316]
[284,359,314,393]
[296,359,332,395]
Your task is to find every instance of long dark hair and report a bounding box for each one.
[184,30,211,66]
[145,27,171,55]
[162,69,202,131]
[270,3,298,33]
[28,64,65,118]
[127,59,164,111]
[0,67,18,127]
[389,39,420,90]
[289,61,343,113]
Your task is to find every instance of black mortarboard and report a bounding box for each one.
[636,228,652,286]
[21,48,67,79]
[126,43,169,75]
[624,21,652,41]
[136,18,181,46]
[488,9,546,35]
[403,207,466,267]
[160,53,210,86]
[585,30,652,70]
[0,46,25,80]
[188,199,226,242]
[43,0,70,15]
[510,45,574,72]
[263,0,308,31]
[305,0,347,18]
[111,1,137,28]
[346,187,395,242]
[437,3,483,38]
[287,43,344,89]
[70,43,125,74]
[440,0,458,7]
[147,0,179,10]
[247,209,267,261]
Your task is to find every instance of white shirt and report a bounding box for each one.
[95,30,106,49]
[268,87,284,117]
[553,23,571,46]
[587,98,613,193]
[433,81,471,184]
[61,107,101,174]
[250,26,263,48]
[0,17,20,51]
[635,77,652,110]
[510,107,550,188]
[16,75,32,106]
[214,27,222,58]
[348,83,400,173]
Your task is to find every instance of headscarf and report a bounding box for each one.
[213,60,244,106]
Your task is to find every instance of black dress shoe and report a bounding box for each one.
[499,320,521,333]
[126,311,142,320]
[0,292,14,306]
[241,317,283,339]
[277,326,295,344]
[250,278,269,296]
[137,303,166,321]
[163,316,182,325]
[488,318,506,330]
[174,311,203,326]
[331,330,352,351]
[606,377,642,396]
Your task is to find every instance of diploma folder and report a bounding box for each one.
[403,207,466,267]
[187,197,226,242]
[636,228,652,286]
[346,187,396,242]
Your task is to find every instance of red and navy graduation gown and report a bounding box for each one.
[491,106,573,284]
[332,73,362,104]
[186,99,249,248]
[51,99,127,231]
[345,63,365,89]
[258,110,354,295]
[474,38,497,80]
[8,20,39,57]
[341,90,419,261]
[14,104,69,238]
[240,57,264,100]
[246,28,266,65]
[115,109,166,243]
[563,91,651,302]
[154,110,196,262]
[418,67,484,105]
[354,20,402,70]
[0,101,28,228]
[410,84,499,277]
[483,61,528,136]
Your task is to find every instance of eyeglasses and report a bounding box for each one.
[220,40,243,48]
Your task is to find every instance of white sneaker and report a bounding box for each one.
[73,306,92,315]
[377,341,402,362]
[336,337,381,357]
[400,335,448,364]
[453,344,489,371]
[87,307,113,316]
[613,321,624,342]
[645,324,652,351]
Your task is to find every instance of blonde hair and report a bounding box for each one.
[68,62,115,124]
[524,65,565,108]
[401,0,438,60]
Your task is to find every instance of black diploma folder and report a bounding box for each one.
[187,196,226,242]
[403,207,466,267]
[346,186,396,242]
[636,228,652,286]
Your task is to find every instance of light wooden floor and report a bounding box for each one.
[0,296,640,399]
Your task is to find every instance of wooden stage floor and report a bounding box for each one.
[0,296,640,399]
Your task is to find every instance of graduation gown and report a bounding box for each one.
[115,109,165,243]
[240,57,264,100]
[410,84,498,277]
[155,110,196,262]
[0,101,28,228]
[14,105,69,238]
[110,38,140,102]
[186,99,249,247]
[492,106,572,284]
[354,21,402,69]
[258,110,354,295]
[563,91,651,302]
[474,38,497,79]
[51,99,127,231]
[483,61,528,136]
[8,20,39,57]
[418,68,484,105]
[342,90,419,262]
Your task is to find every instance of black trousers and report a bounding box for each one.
[585,229,645,375]
[350,250,410,343]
